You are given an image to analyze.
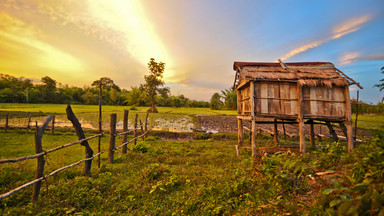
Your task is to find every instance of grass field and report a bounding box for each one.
[0,103,237,116]
[1,129,384,215]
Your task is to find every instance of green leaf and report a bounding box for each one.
[373,190,384,205]
[337,200,353,215]
[322,188,336,195]
[330,199,342,207]
[352,183,369,192]
[331,180,341,189]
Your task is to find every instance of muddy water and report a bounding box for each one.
[1,113,197,132]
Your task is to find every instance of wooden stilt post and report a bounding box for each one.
[109,114,117,164]
[237,118,243,145]
[250,82,256,156]
[236,89,243,148]
[122,110,129,154]
[309,120,315,148]
[273,119,278,146]
[134,114,138,145]
[32,115,54,202]
[249,120,252,145]
[354,90,359,139]
[297,84,306,153]
[282,120,287,141]
[344,86,354,153]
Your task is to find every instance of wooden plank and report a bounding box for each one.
[325,122,339,142]
[255,83,261,113]
[260,83,268,113]
[290,84,298,115]
[274,119,279,146]
[310,121,315,148]
[310,87,318,115]
[122,110,129,154]
[303,87,311,115]
[109,114,117,164]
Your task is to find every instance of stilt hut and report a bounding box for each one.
[233,60,362,154]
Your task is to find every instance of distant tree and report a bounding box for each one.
[40,76,57,103]
[143,58,169,112]
[122,86,146,106]
[221,88,237,110]
[374,66,384,102]
[81,91,98,105]
[91,77,121,91]
[210,93,223,110]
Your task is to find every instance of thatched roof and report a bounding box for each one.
[233,61,362,89]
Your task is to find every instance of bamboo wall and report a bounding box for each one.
[238,81,347,120]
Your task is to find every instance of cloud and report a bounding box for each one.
[279,15,372,61]
[339,53,384,65]
[339,52,360,65]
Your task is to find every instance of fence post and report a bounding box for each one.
[134,114,138,145]
[66,105,94,176]
[5,113,9,133]
[140,120,145,141]
[51,116,55,135]
[122,110,129,154]
[109,114,117,164]
[27,115,31,133]
[145,110,149,138]
[32,115,54,203]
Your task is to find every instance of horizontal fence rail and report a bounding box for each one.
[0,152,104,201]
[0,133,103,164]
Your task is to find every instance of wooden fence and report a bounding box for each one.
[0,106,149,203]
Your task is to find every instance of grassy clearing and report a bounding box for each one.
[0,103,237,116]
[1,129,384,215]
[352,114,384,130]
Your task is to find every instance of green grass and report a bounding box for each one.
[0,103,237,116]
[1,129,384,215]
[352,114,384,130]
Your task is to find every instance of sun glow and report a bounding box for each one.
[83,0,175,80]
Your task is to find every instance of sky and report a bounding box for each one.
[0,0,384,103]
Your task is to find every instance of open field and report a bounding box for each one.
[0,103,237,116]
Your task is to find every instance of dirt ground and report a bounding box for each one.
[196,115,366,138]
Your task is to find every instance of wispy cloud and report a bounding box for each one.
[339,52,360,65]
[279,15,372,61]
[339,52,384,65]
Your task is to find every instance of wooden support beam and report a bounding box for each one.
[297,84,305,153]
[250,82,256,156]
[309,120,315,148]
[273,119,279,146]
[134,114,138,145]
[325,122,339,142]
[237,118,243,145]
[344,86,354,153]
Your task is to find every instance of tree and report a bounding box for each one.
[210,93,223,110]
[221,88,237,110]
[144,58,169,112]
[374,66,384,102]
[40,76,57,103]
[91,77,121,91]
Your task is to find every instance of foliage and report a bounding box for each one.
[221,88,237,110]
[1,128,384,215]
[374,66,384,102]
[143,58,169,113]
[210,92,223,110]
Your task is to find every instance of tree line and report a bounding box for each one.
[0,58,237,110]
